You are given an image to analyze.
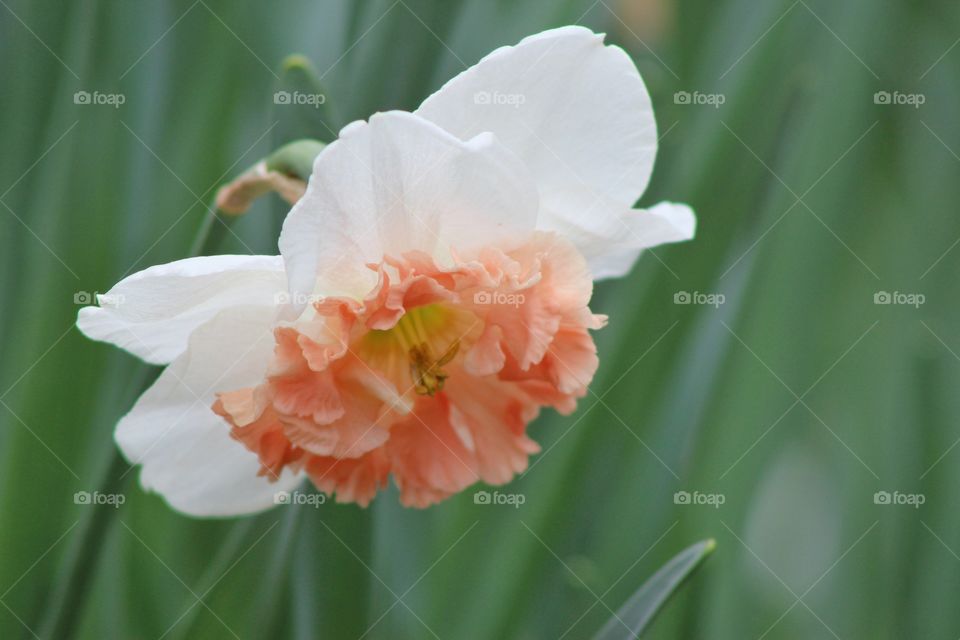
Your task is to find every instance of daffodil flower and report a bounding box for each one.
[78,26,695,516]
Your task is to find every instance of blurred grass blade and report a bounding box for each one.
[38,205,237,638]
[592,539,716,640]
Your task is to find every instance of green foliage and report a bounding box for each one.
[593,539,715,639]
[1,0,957,638]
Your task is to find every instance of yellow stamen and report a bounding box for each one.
[363,304,462,396]
[407,306,460,395]
[409,341,459,396]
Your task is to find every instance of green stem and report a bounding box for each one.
[38,208,235,638]
[189,208,234,257]
[39,433,136,638]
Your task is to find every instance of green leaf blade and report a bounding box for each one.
[593,539,716,640]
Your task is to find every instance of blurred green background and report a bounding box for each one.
[2,0,958,638]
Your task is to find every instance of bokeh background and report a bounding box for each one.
[2,0,958,638]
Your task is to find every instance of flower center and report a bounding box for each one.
[365,304,461,397]
[408,341,459,396]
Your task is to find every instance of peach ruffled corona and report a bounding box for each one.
[214,232,605,507]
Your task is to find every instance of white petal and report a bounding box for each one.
[576,201,697,279]
[115,304,302,517]
[279,111,538,306]
[416,26,658,248]
[77,255,286,365]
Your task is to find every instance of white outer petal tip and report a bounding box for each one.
[415,25,693,281]
[76,255,286,365]
[588,202,697,280]
[648,201,697,244]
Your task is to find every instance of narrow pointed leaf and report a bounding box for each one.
[593,539,716,640]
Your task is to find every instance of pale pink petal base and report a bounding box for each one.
[214,232,606,507]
